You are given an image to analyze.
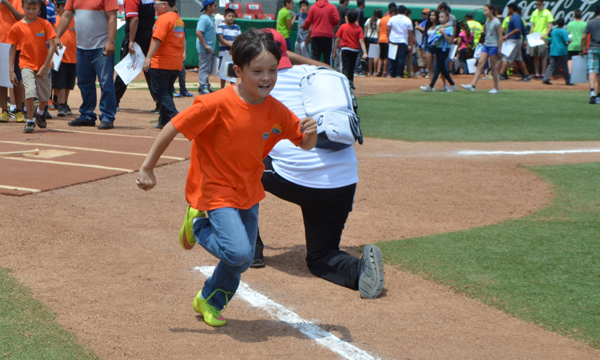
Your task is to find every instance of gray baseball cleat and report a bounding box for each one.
[358,244,385,299]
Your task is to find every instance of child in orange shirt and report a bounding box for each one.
[7,0,56,133]
[136,29,317,327]
[333,10,367,88]
[142,0,184,129]
[52,0,76,117]
[0,0,25,123]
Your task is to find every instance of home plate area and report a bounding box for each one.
[0,129,191,196]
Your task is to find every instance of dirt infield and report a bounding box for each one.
[1,77,600,359]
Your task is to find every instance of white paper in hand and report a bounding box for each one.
[52,45,66,72]
[0,43,13,88]
[448,44,458,59]
[500,41,516,57]
[218,50,236,83]
[388,43,398,60]
[466,58,477,73]
[527,32,545,47]
[571,55,588,84]
[117,18,126,30]
[114,42,144,85]
[367,43,380,59]
[211,55,219,77]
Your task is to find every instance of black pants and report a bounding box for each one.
[341,49,359,83]
[114,40,155,106]
[150,69,178,126]
[544,55,570,84]
[310,36,333,66]
[255,156,360,290]
[430,47,454,87]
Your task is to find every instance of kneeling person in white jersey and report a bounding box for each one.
[251,29,384,299]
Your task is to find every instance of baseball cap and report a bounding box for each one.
[56,0,67,4]
[202,0,216,9]
[261,28,293,70]
[422,8,430,13]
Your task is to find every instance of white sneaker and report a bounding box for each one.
[444,85,450,92]
[488,88,500,94]
[461,84,475,92]
[420,85,433,92]
[446,85,457,92]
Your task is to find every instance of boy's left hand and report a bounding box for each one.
[299,117,317,135]
[36,65,48,78]
[362,53,368,60]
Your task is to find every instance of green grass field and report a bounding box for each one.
[377,162,600,348]
[358,90,600,142]
[0,268,98,359]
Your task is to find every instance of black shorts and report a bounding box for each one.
[379,42,389,60]
[51,62,76,90]
[568,50,580,60]
[13,50,22,82]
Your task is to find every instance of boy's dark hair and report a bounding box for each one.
[339,0,348,5]
[224,8,236,16]
[507,3,520,12]
[283,0,293,5]
[397,5,406,14]
[406,8,411,17]
[388,2,396,10]
[232,28,281,69]
[166,0,176,7]
[465,12,473,19]
[575,9,582,19]
[596,5,600,16]
[438,2,449,11]
[495,5,503,15]
[299,0,309,6]
[347,9,358,23]
[555,17,564,27]
[357,0,365,7]
[22,0,41,6]
[388,5,397,15]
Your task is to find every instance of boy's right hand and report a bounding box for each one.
[136,167,156,191]
[204,45,212,54]
[55,38,63,52]
[9,71,18,86]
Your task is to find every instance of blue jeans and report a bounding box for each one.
[76,48,117,123]
[193,204,259,310]
[387,43,408,78]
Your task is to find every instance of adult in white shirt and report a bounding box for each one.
[251,30,385,300]
[386,5,415,78]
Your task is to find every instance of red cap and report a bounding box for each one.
[261,28,293,70]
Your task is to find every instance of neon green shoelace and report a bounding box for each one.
[204,288,234,314]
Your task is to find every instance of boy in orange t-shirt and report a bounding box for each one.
[136,29,317,327]
[7,0,56,133]
[0,0,24,123]
[51,0,76,117]
[142,0,184,129]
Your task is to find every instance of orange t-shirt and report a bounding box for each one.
[151,12,184,71]
[378,15,391,44]
[56,15,76,64]
[6,18,56,72]
[0,0,23,43]
[171,86,305,211]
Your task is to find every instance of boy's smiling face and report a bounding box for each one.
[22,2,41,21]
[235,50,278,103]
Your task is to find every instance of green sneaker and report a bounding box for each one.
[192,289,232,327]
[179,206,205,250]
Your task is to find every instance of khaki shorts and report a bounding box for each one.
[22,67,51,101]
[530,38,549,57]
[416,47,426,67]
[502,39,523,62]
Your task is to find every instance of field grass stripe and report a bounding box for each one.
[194,266,380,360]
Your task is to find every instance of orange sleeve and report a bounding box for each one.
[171,97,215,141]
[45,20,56,39]
[65,0,73,12]
[281,107,304,146]
[152,16,169,42]
[5,23,19,46]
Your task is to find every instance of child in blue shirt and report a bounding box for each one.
[543,18,572,85]
[196,0,218,94]
[216,8,241,88]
